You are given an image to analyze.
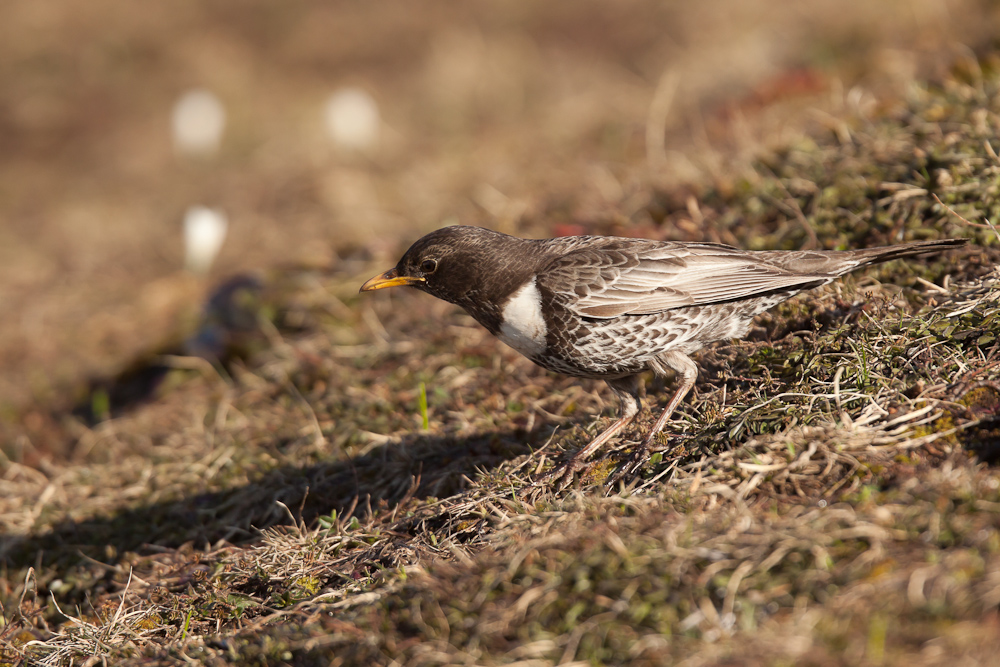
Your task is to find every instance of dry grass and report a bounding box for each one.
[4,3,1000,666]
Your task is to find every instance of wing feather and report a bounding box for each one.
[540,241,830,319]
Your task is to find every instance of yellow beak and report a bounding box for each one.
[360,268,425,292]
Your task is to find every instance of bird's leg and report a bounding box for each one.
[611,350,698,484]
[543,375,641,486]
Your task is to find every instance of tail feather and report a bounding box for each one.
[761,238,967,277]
[846,238,968,273]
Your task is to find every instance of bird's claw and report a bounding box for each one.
[541,442,654,490]
[538,455,588,490]
[606,445,650,488]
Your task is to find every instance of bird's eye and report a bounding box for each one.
[420,259,438,274]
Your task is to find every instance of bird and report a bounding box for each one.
[360,225,966,482]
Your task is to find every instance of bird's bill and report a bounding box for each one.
[360,268,425,292]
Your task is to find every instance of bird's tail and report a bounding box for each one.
[841,238,968,273]
[760,238,967,277]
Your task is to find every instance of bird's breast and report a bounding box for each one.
[496,277,548,358]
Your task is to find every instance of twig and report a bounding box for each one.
[933,193,1000,243]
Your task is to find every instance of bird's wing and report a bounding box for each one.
[541,242,827,319]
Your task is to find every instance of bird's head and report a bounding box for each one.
[360,226,515,306]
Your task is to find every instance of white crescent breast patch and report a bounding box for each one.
[497,278,547,358]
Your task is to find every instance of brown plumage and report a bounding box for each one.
[361,226,966,480]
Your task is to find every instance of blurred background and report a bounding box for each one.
[1,0,996,426]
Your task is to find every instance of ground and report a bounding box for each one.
[2,1,1000,665]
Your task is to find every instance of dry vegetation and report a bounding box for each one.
[3,1,1000,665]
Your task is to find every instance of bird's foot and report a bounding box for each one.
[538,457,583,491]
[539,453,590,490]
[606,444,650,488]
[541,448,629,490]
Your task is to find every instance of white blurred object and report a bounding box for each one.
[183,207,229,274]
[324,88,380,152]
[172,89,227,156]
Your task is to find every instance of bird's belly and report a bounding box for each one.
[541,304,769,378]
[539,314,684,378]
[533,354,647,379]
[510,290,798,379]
